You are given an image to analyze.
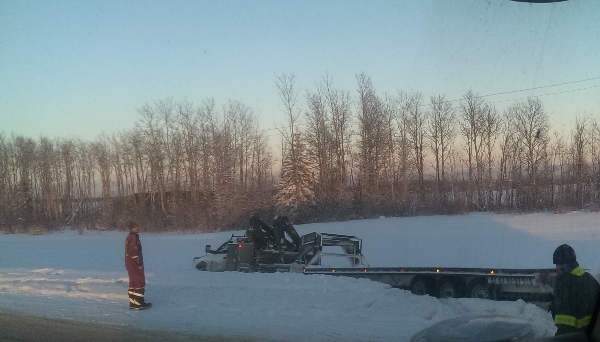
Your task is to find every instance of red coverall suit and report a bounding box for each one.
[125,231,150,309]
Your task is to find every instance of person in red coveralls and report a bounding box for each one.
[125,221,151,310]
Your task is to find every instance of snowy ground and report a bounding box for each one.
[1,212,599,341]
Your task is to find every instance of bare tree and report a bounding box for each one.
[355,72,391,212]
[381,94,397,207]
[458,91,487,210]
[305,80,331,202]
[275,73,302,161]
[498,112,518,208]
[216,100,259,223]
[508,97,550,209]
[36,137,57,221]
[224,100,255,193]
[198,98,216,192]
[248,120,273,196]
[156,98,186,199]
[394,96,413,210]
[59,138,76,222]
[92,136,112,201]
[74,141,96,220]
[136,103,169,222]
[13,136,37,225]
[400,91,427,202]
[324,77,353,192]
[481,105,500,209]
[570,116,589,206]
[428,94,455,204]
[311,74,355,214]
[0,134,9,226]
[591,119,600,203]
[127,128,148,195]
[109,134,126,198]
[177,100,200,202]
[550,131,567,208]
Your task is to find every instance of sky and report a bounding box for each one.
[4,211,600,340]
[1,0,600,142]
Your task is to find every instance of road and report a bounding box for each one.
[0,312,258,342]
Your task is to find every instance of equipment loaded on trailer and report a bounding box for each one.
[193,215,555,303]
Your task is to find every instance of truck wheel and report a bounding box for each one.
[195,261,207,271]
[467,279,490,299]
[437,277,463,298]
[410,277,434,296]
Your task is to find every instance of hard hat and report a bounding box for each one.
[553,244,576,264]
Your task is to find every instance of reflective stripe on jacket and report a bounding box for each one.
[554,314,591,329]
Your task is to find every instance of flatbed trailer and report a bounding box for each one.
[298,265,556,302]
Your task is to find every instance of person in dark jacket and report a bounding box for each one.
[125,221,151,310]
[551,244,599,336]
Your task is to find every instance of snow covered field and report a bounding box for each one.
[1,212,599,341]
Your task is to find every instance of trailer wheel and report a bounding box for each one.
[410,277,434,296]
[467,279,490,299]
[195,261,207,271]
[437,277,463,298]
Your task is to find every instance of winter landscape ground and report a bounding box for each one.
[1,211,599,341]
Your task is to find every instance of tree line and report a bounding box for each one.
[1,73,599,233]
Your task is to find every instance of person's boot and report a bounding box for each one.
[139,288,151,309]
[128,288,148,310]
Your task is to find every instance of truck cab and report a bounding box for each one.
[194,234,248,271]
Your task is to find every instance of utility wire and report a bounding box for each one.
[480,76,600,99]
[488,84,600,105]
[442,77,600,106]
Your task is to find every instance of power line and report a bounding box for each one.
[480,76,600,99]
[488,84,600,105]
[441,77,600,106]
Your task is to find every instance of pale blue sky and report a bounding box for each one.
[1,0,599,141]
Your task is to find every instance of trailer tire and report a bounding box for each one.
[467,279,490,299]
[410,277,434,296]
[437,277,463,298]
[195,261,207,271]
